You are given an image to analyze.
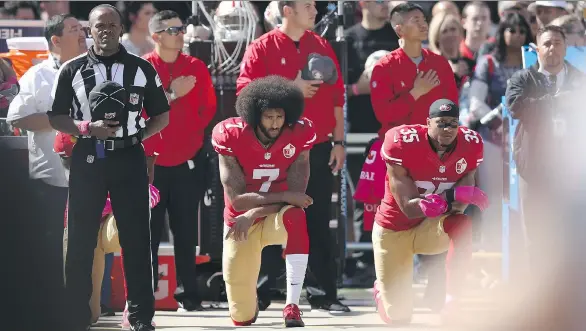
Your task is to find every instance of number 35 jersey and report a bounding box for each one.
[376,124,484,231]
[212,117,316,223]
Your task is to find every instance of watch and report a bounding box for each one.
[166,89,177,101]
[333,140,346,147]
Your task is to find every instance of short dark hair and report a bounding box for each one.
[537,24,567,42]
[277,1,296,17]
[44,14,76,50]
[89,4,124,27]
[462,1,489,19]
[236,76,304,129]
[4,1,39,19]
[148,10,180,35]
[122,2,154,32]
[390,3,426,29]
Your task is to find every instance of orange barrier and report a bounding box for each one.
[0,37,49,80]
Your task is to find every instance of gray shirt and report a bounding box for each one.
[6,57,68,187]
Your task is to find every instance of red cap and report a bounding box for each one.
[54,131,77,157]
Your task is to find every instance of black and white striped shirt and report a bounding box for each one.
[48,45,169,138]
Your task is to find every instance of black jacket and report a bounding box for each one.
[505,62,586,186]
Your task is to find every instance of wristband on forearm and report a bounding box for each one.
[77,121,90,136]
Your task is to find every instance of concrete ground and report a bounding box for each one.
[91,286,507,331]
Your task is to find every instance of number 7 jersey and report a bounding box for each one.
[376,124,484,231]
[212,117,317,223]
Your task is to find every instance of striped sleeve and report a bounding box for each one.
[211,121,236,156]
[298,117,317,150]
[380,127,404,166]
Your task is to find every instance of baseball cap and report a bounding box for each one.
[499,1,522,14]
[301,53,338,84]
[535,1,569,10]
[88,81,127,123]
[429,99,459,119]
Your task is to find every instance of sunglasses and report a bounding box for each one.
[156,25,186,36]
[436,122,459,129]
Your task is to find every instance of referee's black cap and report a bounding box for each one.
[88,81,127,123]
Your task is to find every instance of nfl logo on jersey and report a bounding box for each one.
[129,93,140,105]
[439,165,446,173]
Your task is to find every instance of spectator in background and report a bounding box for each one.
[0,7,12,19]
[39,2,70,21]
[4,1,40,20]
[533,0,569,27]
[460,1,491,62]
[526,2,540,38]
[6,13,86,318]
[431,1,461,20]
[428,12,473,89]
[144,10,217,312]
[121,2,157,56]
[505,25,586,331]
[346,0,399,134]
[466,12,530,251]
[550,14,586,46]
[478,2,530,59]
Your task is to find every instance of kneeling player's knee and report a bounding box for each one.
[282,207,309,254]
[443,214,472,239]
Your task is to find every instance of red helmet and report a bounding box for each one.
[53,131,77,157]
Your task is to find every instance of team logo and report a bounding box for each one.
[439,104,452,112]
[439,165,445,173]
[372,81,377,88]
[104,112,116,120]
[281,58,286,65]
[129,93,140,105]
[312,70,323,80]
[365,150,377,165]
[455,158,467,174]
[400,81,405,87]
[264,152,271,160]
[87,155,95,164]
[155,74,162,87]
[283,143,296,158]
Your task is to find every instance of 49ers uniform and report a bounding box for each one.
[211,117,316,324]
[372,124,483,322]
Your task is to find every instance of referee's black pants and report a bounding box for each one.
[150,149,207,305]
[305,141,338,301]
[65,140,153,328]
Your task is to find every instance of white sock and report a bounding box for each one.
[285,254,308,305]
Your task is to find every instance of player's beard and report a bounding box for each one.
[259,125,282,143]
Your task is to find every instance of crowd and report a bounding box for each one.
[0,1,585,331]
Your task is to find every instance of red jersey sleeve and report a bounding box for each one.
[53,132,75,157]
[324,42,345,108]
[296,117,317,151]
[193,59,217,131]
[371,55,417,127]
[211,120,237,156]
[460,127,484,172]
[236,42,267,96]
[380,126,406,167]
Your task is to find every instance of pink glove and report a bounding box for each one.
[446,186,489,211]
[419,194,448,218]
[149,184,160,209]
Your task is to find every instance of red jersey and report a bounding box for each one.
[142,52,217,166]
[370,48,458,139]
[211,117,317,226]
[376,124,484,231]
[237,29,344,144]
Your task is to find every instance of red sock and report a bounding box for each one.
[281,207,309,255]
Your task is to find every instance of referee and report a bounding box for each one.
[48,5,169,331]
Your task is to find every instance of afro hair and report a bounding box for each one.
[236,75,304,128]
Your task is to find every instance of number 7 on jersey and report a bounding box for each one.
[253,168,280,193]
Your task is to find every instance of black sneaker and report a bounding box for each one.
[130,321,155,331]
[258,295,272,311]
[100,304,115,317]
[309,298,351,313]
[177,299,205,312]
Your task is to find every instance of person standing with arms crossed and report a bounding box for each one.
[356,2,459,312]
[143,10,217,312]
[237,0,349,313]
[48,5,170,331]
